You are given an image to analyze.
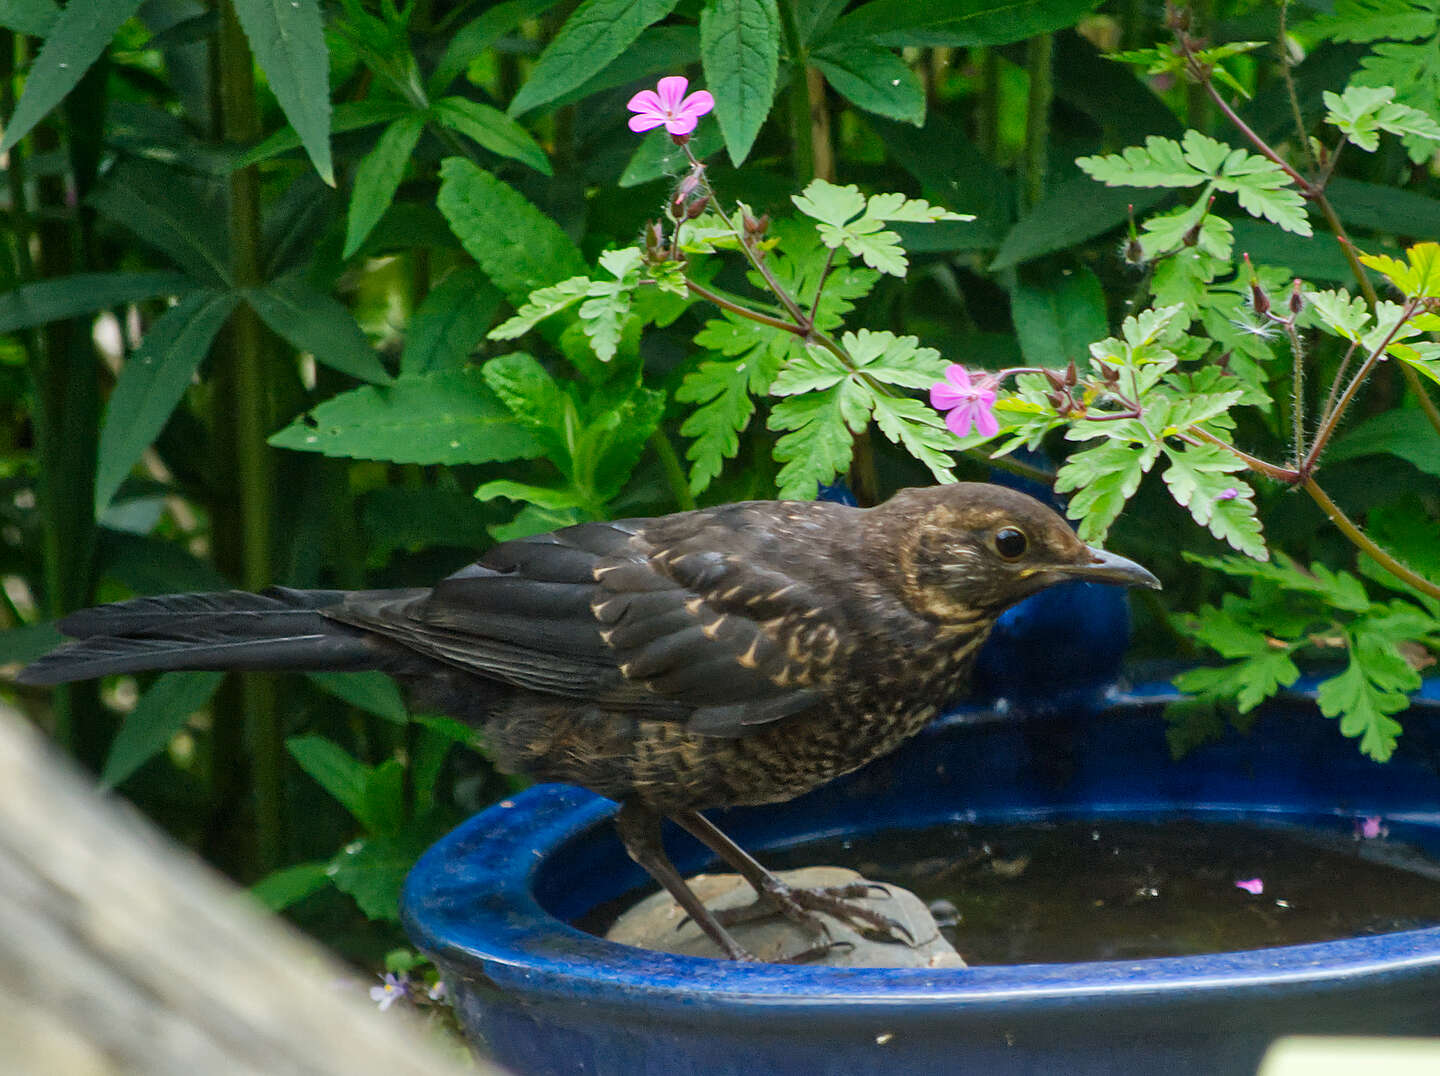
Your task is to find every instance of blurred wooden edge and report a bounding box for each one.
[1259,1036,1440,1075]
[0,704,496,1075]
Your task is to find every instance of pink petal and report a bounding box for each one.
[628,113,667,132]
[931,381,966,410]
[1235,877,1264,895]
[974,403,999,438]
[676,90,714,119]
[664,113,700,136]
[627,89,662,114]
[943,363,973,390]
[945,406,974,438]
[655,76,690,112]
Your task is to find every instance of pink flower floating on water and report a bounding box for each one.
[1356,815,1389,840]
[627,76,714,136]
[930,364,999,438]
[1234,877,1264,895]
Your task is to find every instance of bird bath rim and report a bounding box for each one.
[401,678,1440,1016]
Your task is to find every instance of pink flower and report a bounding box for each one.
[930,364,999,439]
[627,76,714,136]
[1356,816,1388,840]
[1234,877,1264,895]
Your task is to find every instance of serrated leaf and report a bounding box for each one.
[343,114,426,258]
[791,178,967,276]
[0,0,140,154]
[509,0,683,116]
[100,671,224,788]
[269,366,547,465]
[700,0,780,165]
[869,394,956,483]
[677,356,768,495]
[1324,84,1440,151]
[489,276,594,340]
[1360,241,1440,298]
[771,344,849,395]
[94,290,239,515]
[437,158,587,304]
[232,0,332,183]
[1161,444,1266,560]
[431,96,552,174]
[1076,135,1204,188]
[1316,646,1410,761]
[768,383,870,499]
[812,42,926,125]
[430,0,561,95]
[244,279,391,384]
[1304,287,1371,341]
[401,265,502,375]
[1173,650,1300,713]
[475,478,590,509]
[1055,438,1159,543]
[825,0,1100,48]
[844,328,948,387]
[482,351,572,464]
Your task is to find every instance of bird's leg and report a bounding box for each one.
[674,810,914,945]
[613,801,757,962]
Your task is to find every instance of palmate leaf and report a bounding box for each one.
[1324,85,1440,151]
[869,395,956,484]
[1173,649,1301,714]
[1359,242,1440,298]
[1160,444,1266,560]
[1078,131,1310,236]
[1054,438,1160,543]
[1316,634,1415,762]
[768,380,872,499]
[676,358,759,495]
[791,178,969,275]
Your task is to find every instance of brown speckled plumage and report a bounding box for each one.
[21,483,1159,960]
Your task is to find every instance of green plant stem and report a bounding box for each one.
[1022,33,1054,210]
[776,0,814,184]
[1278,0,1315,170]
[685,278,804,335]
[1304,298,1418,475]
[1303,478,1440,601]
[650,429,696,511]
[219,1,282,875]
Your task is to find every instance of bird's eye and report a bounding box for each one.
[994,526,1028,560]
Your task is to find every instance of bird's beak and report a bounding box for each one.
[1063,547,1162,589]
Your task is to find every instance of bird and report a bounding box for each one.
[20,482,1159,961]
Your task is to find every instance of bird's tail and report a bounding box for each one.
[18,587,397,685]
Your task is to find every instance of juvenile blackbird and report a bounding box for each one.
[21,483,1159,960]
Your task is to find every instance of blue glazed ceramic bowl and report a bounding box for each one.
[402,680,1440,1076]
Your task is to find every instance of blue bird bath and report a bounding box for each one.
[402,679,1440,1076]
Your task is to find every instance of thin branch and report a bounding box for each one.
[1278,0,1316,171]
[1186,427,1302,483]
[684,279,805,336]
[1322,337,1360,420]
[1304,478,1440,601]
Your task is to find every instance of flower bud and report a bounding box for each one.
[743,211,770,237]
[1289,278,1304,316]
[1250,278,1270,317]
[684,193,711,220]
[1064,360,1078,386]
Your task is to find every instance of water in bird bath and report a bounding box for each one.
[581,815,1440,963]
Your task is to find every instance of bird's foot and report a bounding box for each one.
[714,880,915,947]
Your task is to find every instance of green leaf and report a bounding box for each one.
[100,671,224,788]
[1010,268,1106,370]
[269,367,547,465]
[0,621,63,666]
[1160,444,1267,560]
[88,159,232,285]
[436,158,588,304]
[1309,0,1438,43]
[481,351,573,464]
[700,0,780,165]
[1304,287,1371,341]
[620,120,726,187]
[94,290,239,515]
[1054,438,1159,543]
[584,383,666,499]
[812,42,925,125]
[0,271,195,334]
[362,759,407,838]
[237,100,413,169]
[825,0,1099,47]
[791,178,968,276]
[869,394,956,484]
[768,381,871,499]
[676,356,767,496]
[1184,551,1375,613]
[430,0,560,94]
[475,478,590,510]
[400,265,502,376]
[306,671,407,724]
[286,735,370,822]
[250,862,332,912]
[1327,407,1440,476]
[329,832,424,920]
[245,280,391,385]
[1076,134,1205,188]
[0,0,141,154]
[990,180,1167,270]
[1359,241,1440,298]
[1316,646,1410,762]
[1173,650,1300,714]
[0,0,58,36]
[1324,84,1440,151]
[343,114,426,259]
[232,0,333,183]
[431,96,553,175]
[489,275,593,340]
[508,0,683,117]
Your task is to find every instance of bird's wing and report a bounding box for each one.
[328,505,834,736]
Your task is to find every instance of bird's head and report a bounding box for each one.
[873,483,1161,622]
